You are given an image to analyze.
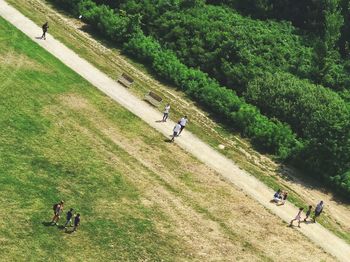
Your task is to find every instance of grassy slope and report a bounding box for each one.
[0,13,337,261]
[6,0,350,245]
[0,17,182,261]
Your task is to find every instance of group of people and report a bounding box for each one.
[51,200,81,232]
[272,189,325,228]
[272,189,288,205]
[290,200,324,227]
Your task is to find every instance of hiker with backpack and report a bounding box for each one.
[51,200,64,225]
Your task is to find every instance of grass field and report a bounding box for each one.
[0,14,338,261]
[6,0,350,246]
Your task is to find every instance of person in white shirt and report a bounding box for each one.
[178,116,188,135]
[171,123,182,142]
[162,104,170,122]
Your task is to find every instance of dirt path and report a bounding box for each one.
[1,1,349,261]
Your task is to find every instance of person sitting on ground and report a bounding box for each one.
[51,200,64,225]
[273,189,281,203]
[290,207,304,227]
[313,201,324,223]
[73,213,80,232]
[171,122,182,142]
[304,205,312,222]
[64,208,74,228]
[279,191,288,205]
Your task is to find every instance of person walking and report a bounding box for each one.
[64,208,74,228]
[41,22,49,40]
[171,122,182,142]
[290,207,304,227]
[162,104,170,122]
[178,116,188,135]
[304,205,312,222]
[73,213,81,232]
[51,200,64,225]
[313,201,324,223]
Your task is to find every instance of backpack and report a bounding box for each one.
[53,203,58,211]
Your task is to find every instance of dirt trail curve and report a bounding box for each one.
[1,1,349,261]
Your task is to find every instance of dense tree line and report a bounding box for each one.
[50,0,350,197]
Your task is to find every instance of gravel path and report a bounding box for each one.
[1,1,349,260]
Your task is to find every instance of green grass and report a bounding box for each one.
[5,0,350,246]
[0,17,184,261]
[0,8,343,261]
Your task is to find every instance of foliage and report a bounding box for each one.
[50,0,350,197]
[245,72,350,194]
[124,33,300,158]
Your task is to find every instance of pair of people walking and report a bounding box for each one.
[171,116,188,142]
[51,200,80,232]
[160,103,188,142]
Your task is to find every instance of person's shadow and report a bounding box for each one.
[42,221,54,226]
[35,36,42,40]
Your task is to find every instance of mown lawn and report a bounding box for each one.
[0,17,182,261]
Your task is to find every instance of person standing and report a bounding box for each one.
[41,22,49,40]
[162,104,170,122]
[290,207,304,227]
[73,213,81,232]
[304,205,312,222]
[171,122,182,142]
[178,116,188,135]
[64,208,74,228]
[313,201,324,223]
[51,200,64,225]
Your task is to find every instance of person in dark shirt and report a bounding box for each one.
[304,205,312,222]
[73,213,80,232]
[41,22,49,40]
[64,208,74,228]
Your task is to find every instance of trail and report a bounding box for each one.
[0,1,349,261]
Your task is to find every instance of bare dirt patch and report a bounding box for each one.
[0,51,48,72]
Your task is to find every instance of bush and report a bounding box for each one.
[124,33,300,158]
[245,72,350,186]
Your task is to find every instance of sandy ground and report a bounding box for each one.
[0,1,349,261]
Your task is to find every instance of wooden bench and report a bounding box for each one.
[144,91,162,107]
[118,73,134,87]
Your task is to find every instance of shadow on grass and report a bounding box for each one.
[42,221,54,226]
